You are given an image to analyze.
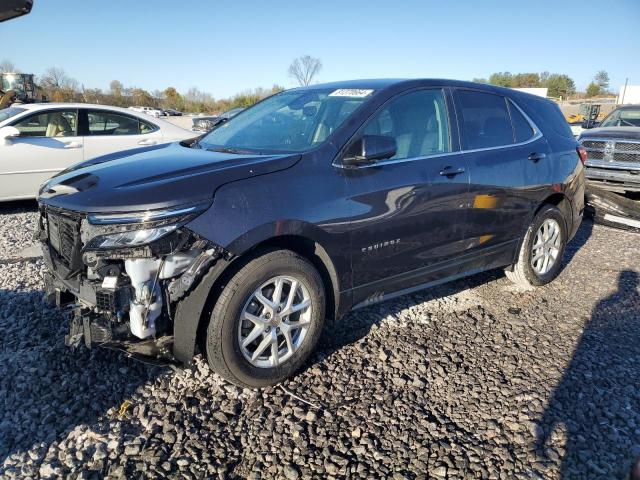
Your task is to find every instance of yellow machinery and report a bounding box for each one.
[0,73,38,108]
[566,103,603,125]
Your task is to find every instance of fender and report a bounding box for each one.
[185,160,354,288]
[173,256,231,364]
[174,220,348,364]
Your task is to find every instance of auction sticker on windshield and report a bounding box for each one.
[329,89,374,97]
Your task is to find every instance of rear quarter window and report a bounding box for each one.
[521,97,573,139]
[508,100,535,143]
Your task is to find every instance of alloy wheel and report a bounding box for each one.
[237,275,312,368]
[531,218,562,275]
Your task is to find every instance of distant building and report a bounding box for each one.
[512,87,548,98]
[617,85,640,104]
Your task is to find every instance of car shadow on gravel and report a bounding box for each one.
[536,269,640,479]
[0,288,164,463]
[0,199,38,214]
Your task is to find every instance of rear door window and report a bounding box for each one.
[456,90,514,150]
[87,110,152,135]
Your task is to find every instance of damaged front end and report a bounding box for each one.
[37,201,231,364]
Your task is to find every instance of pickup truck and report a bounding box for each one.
[578,105,640,194]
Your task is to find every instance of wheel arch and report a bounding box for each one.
[251,234,341,323]
[535,192,572,230]
[173,231,343,365]
[507,191,572,271]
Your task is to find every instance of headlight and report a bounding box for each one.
[87,202,208,225]
[85,225,179,249]
[82,201,210,250]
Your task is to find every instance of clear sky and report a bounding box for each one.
[2,0,639,98]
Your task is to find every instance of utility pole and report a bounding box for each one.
[620,78,628,105]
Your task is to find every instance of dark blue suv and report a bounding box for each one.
[38,79,585,387]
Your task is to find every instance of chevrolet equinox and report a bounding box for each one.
[37,79,586,387]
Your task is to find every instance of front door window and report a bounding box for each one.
[13,110,78,137]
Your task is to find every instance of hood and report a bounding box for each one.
[579,126,640,141]
[38,142,300,213]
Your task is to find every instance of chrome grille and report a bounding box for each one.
[582,140,605,150]
[614,152,640,163]
[580,139,640,164]
[616,142,640,152]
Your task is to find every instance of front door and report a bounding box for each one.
[341,88,470,307]
[0,109,82,200]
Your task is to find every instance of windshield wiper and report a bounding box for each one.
[211,117,229,128]
[208,146,257,155]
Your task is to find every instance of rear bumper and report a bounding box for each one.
[567,169,586,241]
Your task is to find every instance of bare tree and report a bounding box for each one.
[81,85,104,104]
[40,67,79,102]
[0,60,17,73]
[40,67,78,90]
[288,55,322,86]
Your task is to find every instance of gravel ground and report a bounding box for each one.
[1,201,639,479]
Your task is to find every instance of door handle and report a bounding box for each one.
[439,166,466,177]
[528,152,546,162]
[138,139,157,146]
[63,142,82,149]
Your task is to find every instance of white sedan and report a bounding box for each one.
[0,103,195,201]
[128,106,164,118]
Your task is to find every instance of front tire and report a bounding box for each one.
[205,249,325,388]
[506,205,567,289]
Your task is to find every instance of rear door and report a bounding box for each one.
[0,108,82,200]
[342,88,471,306]
[454,89,551,256]
[81,109,162,160]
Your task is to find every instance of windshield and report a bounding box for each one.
[0,107,26,123]
[199,88,375,153]
[600,108,640,127]
[2,74,23,92]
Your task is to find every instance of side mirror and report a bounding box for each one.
[342,135,397,167]
[581,120,600,129]
[0,126,20,144]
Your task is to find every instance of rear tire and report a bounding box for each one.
[506,205,567,289]
[205,249,325,388]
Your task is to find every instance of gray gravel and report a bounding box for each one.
[1,202,639,479]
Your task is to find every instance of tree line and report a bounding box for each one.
[473,70,611,99]
[0,60,283,114]
[2,55,612,111]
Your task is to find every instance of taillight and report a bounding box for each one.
[577,145,588,165]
